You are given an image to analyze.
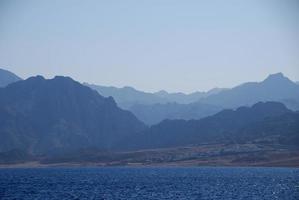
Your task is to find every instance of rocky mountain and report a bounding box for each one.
[0,68,22,87]
[126,102,298,150]
[0,76,146,154]
[198,73,299,110]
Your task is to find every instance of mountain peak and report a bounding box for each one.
[264,73,289,82]
[269,72,284,77]
[155,90,169,95]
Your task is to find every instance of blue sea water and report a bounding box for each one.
[0,167,298,200]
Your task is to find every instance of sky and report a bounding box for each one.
[0,0,298,93]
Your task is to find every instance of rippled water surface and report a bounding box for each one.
[0,167,298,200]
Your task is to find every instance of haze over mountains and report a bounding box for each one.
[85,83,226,124]
[0,68,298,166]
[84,83,226,108]
[87,72,299,125]
[197,73,299,109]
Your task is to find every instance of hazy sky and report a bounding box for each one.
[0,0,298,93]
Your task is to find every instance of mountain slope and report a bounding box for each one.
[0,68,22,87]
[126,102,297,150]
[0,76,146,154]
[198,73,299,109]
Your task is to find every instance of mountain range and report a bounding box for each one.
[198,73,299,109]
[126,102,299,150]
[86,73,299,125]
[0,68,298,165]
[84,83,226,108]
[3,69,298,125]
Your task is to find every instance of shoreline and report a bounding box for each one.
[1,161,298,169]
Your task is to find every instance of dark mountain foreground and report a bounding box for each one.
[0,76,145,154]
[125,102,299,150]
[0,101,298,167]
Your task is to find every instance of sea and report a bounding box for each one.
[0,167,298,200]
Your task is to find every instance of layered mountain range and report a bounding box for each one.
[84,83,226,108]
[197,73,299,109]
[0,68,298,163]
[87,73,299,125]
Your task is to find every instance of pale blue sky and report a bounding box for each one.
[0,0,298,92]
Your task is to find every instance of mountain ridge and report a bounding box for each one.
[124,101,297,150]
[0,75,146,154]
[197,73,299,109]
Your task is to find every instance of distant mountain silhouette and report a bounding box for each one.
[84,83,225,108]
[85,83,226,124]
[129,102,222,125]
[153,88,227,104]
[198,73,299,110]
[126,102,298,149]
[84,83,167,108]
[0,68,22,87]
[85,73,299,124]
[0,76,145,154]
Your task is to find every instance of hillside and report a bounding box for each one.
[0,76,145,154]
